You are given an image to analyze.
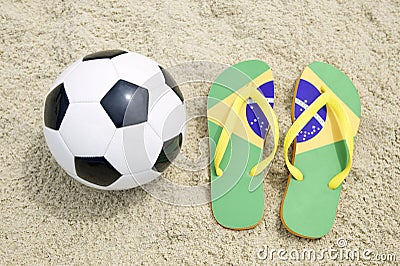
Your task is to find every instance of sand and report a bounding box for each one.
[1,0,399,264]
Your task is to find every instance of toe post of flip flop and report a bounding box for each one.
[281,62,361,238]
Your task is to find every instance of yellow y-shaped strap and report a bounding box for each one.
[283,86,354,189]
[213,86,279,177]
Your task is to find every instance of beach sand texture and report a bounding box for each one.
[1,0,399,264]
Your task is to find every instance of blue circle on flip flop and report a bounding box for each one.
[294,79,327,143]
[246,81,274,138]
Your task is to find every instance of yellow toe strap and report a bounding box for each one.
[248,89,279,177]
[283,86,354,190]
[213,94,247,176]
[213,86,279,177]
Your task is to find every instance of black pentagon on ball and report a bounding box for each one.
[153,133,183,172]
[44,83,69,130]
[83,50,127,61]
[75,156,122,186]
[159,66,184,102]
[101,80,149,128]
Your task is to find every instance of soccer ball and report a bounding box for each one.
[43,50,186,190]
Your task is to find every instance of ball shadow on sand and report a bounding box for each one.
[21,129,147,222]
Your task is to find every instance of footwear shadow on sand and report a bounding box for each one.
[21,129,147,222]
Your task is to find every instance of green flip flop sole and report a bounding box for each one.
[207,60,275,229]
[281,62,361,238]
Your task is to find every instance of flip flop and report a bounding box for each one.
[281,62,361,238]
[207,60,279,230]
